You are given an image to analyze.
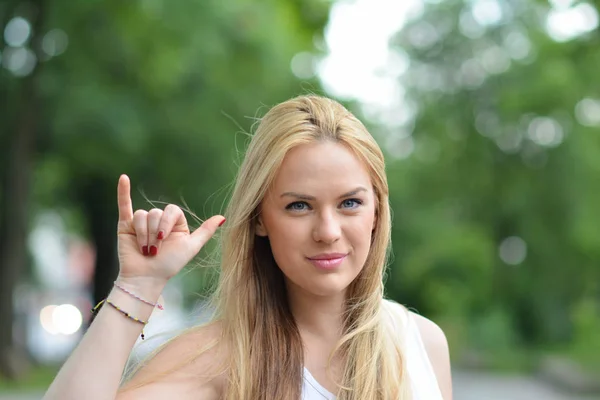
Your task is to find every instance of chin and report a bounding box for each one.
[302,277,354,297]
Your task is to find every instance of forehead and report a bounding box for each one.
[271,141,372,193]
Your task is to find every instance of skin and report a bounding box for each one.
[44,174,226,400]
[413,314,453,399]
[256,140,377,299]
[123,141,453,399]
[256,140,379,392]
[256,140,452,399]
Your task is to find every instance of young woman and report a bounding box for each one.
[44,95,452,400]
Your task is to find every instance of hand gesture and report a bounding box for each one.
[115,174,225,286]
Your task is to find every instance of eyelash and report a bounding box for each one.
[285,198,363,211]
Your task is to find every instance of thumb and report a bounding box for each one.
[189,215,226,253]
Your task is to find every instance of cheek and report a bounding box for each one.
[356,203,377,234]
[350,218,375,248]
[263,216,305,261]
[265,224,310,284]
[349,211,377,255]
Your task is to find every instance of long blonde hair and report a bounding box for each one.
[213,95,411,399]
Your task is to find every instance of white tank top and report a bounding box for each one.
[301,302,444,400]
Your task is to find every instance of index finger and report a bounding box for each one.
[117,174,134,222]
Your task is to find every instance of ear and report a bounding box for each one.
[255,216,268,237]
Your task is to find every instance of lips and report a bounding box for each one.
[307,253,348,270]
[308,252,348,260]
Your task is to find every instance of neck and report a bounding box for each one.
[286,282,345,341]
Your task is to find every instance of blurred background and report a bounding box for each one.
[1,0,599,398]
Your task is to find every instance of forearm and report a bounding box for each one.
[44,279,165,400]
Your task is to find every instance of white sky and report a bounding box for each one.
[317,0,598,113]
[318,0,421,109]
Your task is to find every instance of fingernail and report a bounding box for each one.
[142,246,149,256]
[218,218,226,227]
[157,231,164,240]
[150,245,158,256]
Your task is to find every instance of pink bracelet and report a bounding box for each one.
[113,281,164,310]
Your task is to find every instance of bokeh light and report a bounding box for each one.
[575,98,600,127]
[40,305,59,335]
[41,29,69,57]
[2,46,37,77]
[546,3,599,42]
[499,236,528,265]
[4,17,31,47]
[40,304,83,335]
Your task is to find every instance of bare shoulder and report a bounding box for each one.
[410,312,453,400]
[117,321,227,400]
[410,312,448,357]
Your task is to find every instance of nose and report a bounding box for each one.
[312,209,341,244]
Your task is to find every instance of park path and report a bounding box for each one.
[453,370,599,400]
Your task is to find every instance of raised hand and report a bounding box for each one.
[115,174,225,287]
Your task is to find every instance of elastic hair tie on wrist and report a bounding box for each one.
[113,280,164,310]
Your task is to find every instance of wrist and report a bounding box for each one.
[114,275,167,299]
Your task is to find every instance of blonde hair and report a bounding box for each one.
[217,95,410,399]
[124,95,411,399]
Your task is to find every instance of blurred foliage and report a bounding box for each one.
[0,365,58,390]
[35,0,327,210]
[0,0,328,379]
[1,0,599,381]
[384,0,600,371]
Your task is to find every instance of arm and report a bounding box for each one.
[44,279,164,400]
[43,175,225,400]
[117,323,226,400]
[411,313,453,400]
[45,286,224,400]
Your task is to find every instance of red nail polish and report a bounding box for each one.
[219,218,226,227]
[150,245,158,256]
[157,231,164,240]
[142,246,149,256]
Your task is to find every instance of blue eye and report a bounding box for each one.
[341,199,363,209]
[286,201,309,211]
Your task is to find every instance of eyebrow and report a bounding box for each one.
[280,186,368,201]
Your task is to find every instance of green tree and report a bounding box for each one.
[385,0,600,364]
[0,0,328,379]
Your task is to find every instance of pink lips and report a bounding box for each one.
[307,253,347,270]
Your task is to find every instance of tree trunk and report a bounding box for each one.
[0,66,37,382]
[78,176,120,307]
[0,0,45,380]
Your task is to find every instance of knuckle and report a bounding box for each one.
[133,209,148,218]
[164,204,180,213]
[165,204,183,220]
[148,208,162,217]
[162,205,174,220]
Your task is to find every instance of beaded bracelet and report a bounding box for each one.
[113,281,164,310]
[91,299,148,340]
